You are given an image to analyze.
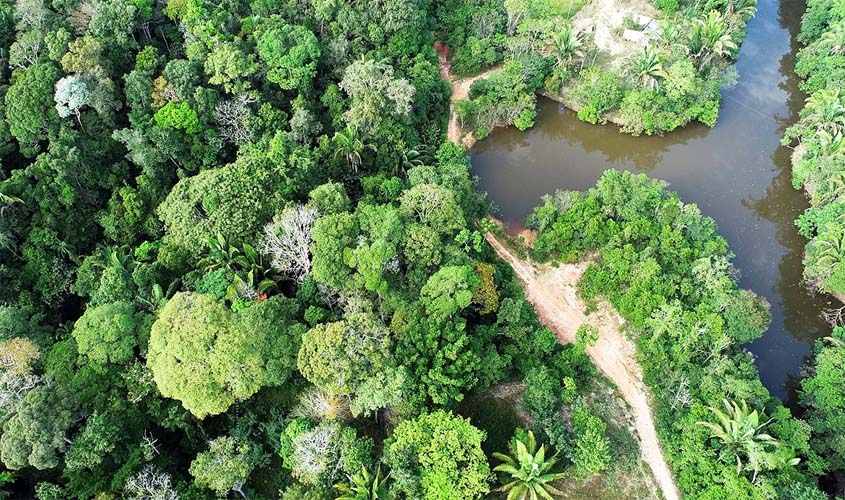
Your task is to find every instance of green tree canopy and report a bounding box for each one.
[399,183,465,236]
[4,63,61,156]
[383,410,490,500]
[72,301,147,370]
[297,313,391,396]
[420,265,480,321]
[339,57,416,136]
[189,436,260,497]
[256,17,320,91]
[801,328,845,473]
[0,385,74,470]
[146,292,263,418]
[157,154,281,265]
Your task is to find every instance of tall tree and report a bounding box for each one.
[146,292,262,418]
[255,17,320,91]
[382,410,490,500]
[0,385,74,470]
[190,436,260,498]
[4,62,60,156]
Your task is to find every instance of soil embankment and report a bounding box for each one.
[484,233,681,500]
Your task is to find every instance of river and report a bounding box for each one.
[470,0,833,401]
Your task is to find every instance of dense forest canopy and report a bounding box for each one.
[0,0,841,498]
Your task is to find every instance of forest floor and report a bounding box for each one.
[484,232,681,500]
[436,42,500,147]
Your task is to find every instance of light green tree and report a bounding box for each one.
[311,212,358,289]
[420,265,480,321]
[339,57,415,136]
[146,293,263,418]
[297,313,390,396]
[382,410,490,500]
[190,436,260,497]
[204,41,257,94]
[256,18,321,91]
[399,183,465,235]
[72,301,145,370]
[308,182,351,215]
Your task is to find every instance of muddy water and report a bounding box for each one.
[471,0,833,401]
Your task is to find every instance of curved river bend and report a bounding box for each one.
[471,0,833,401]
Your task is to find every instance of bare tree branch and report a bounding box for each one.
[260,205,319,282]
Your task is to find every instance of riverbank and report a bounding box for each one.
[780,2,845,303]
[468,0,831,401]
[483,231,681,500]
[439,0,756,140]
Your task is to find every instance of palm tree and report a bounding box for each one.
[804,89,845,134]
[724,0,758,35]
[0,192,23,254]
[198,233,244,272]
[334,465,393,500]
[812,227,845,271]
[397,146,429,175]
[492,430,566,500]
[95,245,136,273]
[0,192,23,218]
[697,399,797,483]
[333,128,376,174]
[817,172,845,206]
[549,25,584,68]
[817,129,845,157]
[630,46,668,90]
[820,21,845,55]
[688,10,737,69]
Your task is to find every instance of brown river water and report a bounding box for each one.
[470,0,835,401]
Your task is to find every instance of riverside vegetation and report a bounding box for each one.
[442,0,756,137]
[783,0,845,497]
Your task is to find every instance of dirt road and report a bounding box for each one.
[436,43,499,146]
[484,233,681,500]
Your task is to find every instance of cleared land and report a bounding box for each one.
[571,0,659,65]
[437,42,499,146]
[484,232,681,500]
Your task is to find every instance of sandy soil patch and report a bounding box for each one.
[436,42,500,147]
[571,0,660,66]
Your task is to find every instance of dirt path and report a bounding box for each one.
[436,43,499,147]
[484,233,681,500]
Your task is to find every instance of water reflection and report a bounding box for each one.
[471,0,828,401]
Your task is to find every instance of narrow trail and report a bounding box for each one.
[436,43,499,147]
[484,233,682,500]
